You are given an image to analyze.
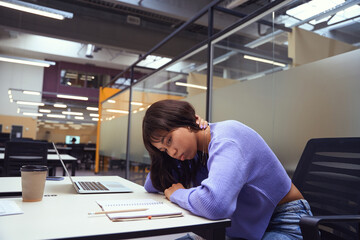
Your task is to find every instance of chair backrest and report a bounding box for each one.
[292,138,360,240]
[69,144,85,159]
[10,137,34,142]
[0,132,10,147]
[4,141,48,177]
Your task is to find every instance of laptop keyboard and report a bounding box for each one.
[78,181,109,191]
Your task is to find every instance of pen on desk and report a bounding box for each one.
[88,208,148,215]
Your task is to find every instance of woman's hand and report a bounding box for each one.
[195,114,208,129]
[164,183,185,200]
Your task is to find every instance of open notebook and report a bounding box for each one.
[52,142,132,194]
[96,199,183,221]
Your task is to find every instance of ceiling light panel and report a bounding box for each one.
[23,90,41,95]
[0,0,73,20]
[62,111,83,116]
[23,112,43,117]
[86,107,98,111]
[47,114,65,118]
[39,109,51,113]
[16,101,44,106]
[0,54,56,67]
[57,94,88,101]
[175,82,207,90]
[286,0,343,21]
[54,103,67,108]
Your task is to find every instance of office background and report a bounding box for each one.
[0,0,359,180]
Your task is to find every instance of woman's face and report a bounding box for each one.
[151,127,198,161]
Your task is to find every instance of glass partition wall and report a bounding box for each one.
[98,0,360,182]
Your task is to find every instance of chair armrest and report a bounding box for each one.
[300,215,360,240]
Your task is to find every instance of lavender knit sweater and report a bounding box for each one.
[144,120,291,240]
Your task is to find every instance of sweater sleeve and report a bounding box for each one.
[170,139,250,220]
[144,172,160,193]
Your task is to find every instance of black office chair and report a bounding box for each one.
[292,138,360,240]
[83,143,96,170]
[10,137,34,142]
[0,132,10,147]
[3,141,48,177]
[69,144,85,169]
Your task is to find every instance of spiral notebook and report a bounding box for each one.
[96,199,183,221]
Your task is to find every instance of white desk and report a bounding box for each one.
[0,176,230,240]
[0,153,76,161]
[0,154,77,176]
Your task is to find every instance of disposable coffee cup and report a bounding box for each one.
[21,165,48,202]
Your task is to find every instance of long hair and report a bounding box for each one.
[142,99,205,191]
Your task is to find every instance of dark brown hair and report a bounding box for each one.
[142,99,204,191]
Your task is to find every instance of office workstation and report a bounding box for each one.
[0,176,230,240]
[0,0,360,239]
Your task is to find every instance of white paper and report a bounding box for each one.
[96,199,182,220]
[0,200,23,216]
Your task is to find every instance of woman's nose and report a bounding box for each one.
[168,147,177,158]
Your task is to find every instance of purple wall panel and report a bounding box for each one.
[42,61,122,103]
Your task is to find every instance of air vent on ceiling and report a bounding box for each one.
[127,15,141,26]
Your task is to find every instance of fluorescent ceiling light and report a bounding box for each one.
[23,112,43,117]
[107,100,116,103]
[62,111,83,116]
[45,120,59,124]
[16,101,44,106]
[90,113,99,117]
[131,101,143,106]
[22,90,41,96]
[106,109,129,114]
[153,74,184,88]
[39,109,51,113]
[47,114,65,119]
[243,55,286,67]
[82,123,95,126]
[75,116,84,120]
[327,4,360,25]
[136,55,172,69]
[86,107,98,111]
[175,82,207,90]
[0,0,73,20]
[286,0,343,22]
[54,103,67,108]
[0,54,56,67]
[92,118,99,121]
[57,94,88,101]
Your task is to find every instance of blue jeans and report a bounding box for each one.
[262,199,313,240]
[226,199,312,240]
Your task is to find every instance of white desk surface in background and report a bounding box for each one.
[0,153,76,161]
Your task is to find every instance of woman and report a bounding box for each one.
[143,99,312,240]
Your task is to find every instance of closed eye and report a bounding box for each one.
[158,147,167,153]
[166,136,172,146]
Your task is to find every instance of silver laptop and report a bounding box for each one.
[52,142,132,194]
